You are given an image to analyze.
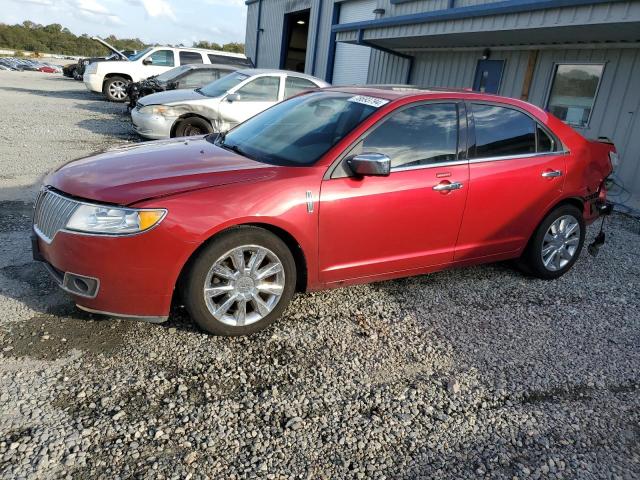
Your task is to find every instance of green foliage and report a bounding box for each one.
[0,21,147,57]
[192,40,245,54]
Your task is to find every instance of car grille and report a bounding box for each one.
[33,189,79,243]
[135,102,143,111]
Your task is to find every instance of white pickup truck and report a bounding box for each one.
[83,38,252,102]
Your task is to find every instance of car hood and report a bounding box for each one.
[46,137,276,205]
[139,88,209,106]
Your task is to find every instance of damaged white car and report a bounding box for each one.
[130,69,329,139]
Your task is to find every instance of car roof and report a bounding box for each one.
[236,68,327,82]
[184,63,239,71]
[321,85,543,111]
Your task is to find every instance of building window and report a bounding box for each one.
[547,64,605,128]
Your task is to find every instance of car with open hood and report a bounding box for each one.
[130,69,330,139]
[32,87,614,336]
[83,41,252,102]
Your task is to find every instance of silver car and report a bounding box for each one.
[130,69,330,139]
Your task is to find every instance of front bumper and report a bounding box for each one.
[130,108,175,140]
[31,222,191,321]
[83,73,102,93]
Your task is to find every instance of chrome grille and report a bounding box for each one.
[33,189,78,243]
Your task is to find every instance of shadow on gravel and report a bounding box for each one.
[0,85,102,101]
[1,314,131,360]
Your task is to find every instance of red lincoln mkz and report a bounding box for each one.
[33,87,615,335]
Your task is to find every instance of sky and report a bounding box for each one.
[2,0,248,46]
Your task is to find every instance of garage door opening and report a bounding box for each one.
[280,10,310,72]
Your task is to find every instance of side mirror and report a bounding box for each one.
[347,153,391,177]
[226,93,240,102]
[142,57,153,65]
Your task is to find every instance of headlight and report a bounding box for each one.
[66,204,166,235]
[138,104,178,116]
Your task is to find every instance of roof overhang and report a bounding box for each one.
[334,0,640,50]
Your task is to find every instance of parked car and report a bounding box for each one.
[83,42,253,102]
[32,87,615,335]
[70,38,138,81]
[131,69,329,139]
[0,57,62,72]
[126,63,239,110]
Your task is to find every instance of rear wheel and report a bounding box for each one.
[520,204,585,279]
[183,227,296,336]
[173,117,213,137]
[103,76,129,102]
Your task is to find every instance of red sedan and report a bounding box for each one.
[33,87,615,335]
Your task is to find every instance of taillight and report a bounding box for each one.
[598,181,607,202]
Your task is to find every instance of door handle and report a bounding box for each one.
[541,170,563,178]
[433,181,463,192]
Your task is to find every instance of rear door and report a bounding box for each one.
[218,75,283,128]
[455,102,566,261]
[319,101,469,284]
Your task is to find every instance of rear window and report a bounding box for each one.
[472,104,535,158]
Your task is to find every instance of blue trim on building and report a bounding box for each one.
[332,0,624,32]
[311,0,324,75]
[325,2,340,83]
[356,29,414,83]
[254,0,263,66]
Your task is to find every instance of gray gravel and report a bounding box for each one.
[0,72,639,479]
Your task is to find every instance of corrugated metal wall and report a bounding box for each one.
[332,0,377,85]
[528,47,640,197]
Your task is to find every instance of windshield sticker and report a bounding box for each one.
[348,95,389,108]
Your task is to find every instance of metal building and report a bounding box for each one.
[245,0,640,205]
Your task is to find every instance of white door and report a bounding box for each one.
[332,0,377,85]
[217,75,283,129]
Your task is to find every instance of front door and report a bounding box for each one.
[143,49,176,77]
[218,75,282,129]
[473,60,505,94]
[455,102,566,261]
[319,102,469,285]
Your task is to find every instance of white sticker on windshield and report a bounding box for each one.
[348,95,389,108]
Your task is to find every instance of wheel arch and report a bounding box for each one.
[103,72,133,85]
[523,196,585,252]
[175,222,309,297]
[170,113,213,137]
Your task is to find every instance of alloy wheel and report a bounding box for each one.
[541,214,581,271]
[108,80,127,100]
[203,245,285,327]
[183,125,203,136]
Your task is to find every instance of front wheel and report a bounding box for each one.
[173,117,213,137]
[103,76,129,102]
[520,204,585,279]
[183,227,296,336]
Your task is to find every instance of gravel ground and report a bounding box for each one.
[0,72,639,479]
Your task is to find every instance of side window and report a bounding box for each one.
[179,51,204,65]
[284,77,318,98]
[536,124,556,153]
[236,76,280,102]
[181,70,213,88]
[360,103,459,169]
[472,104,535,158]
[148,50,175,67]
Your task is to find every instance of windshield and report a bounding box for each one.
[216,91,383,166]
[199,72,249,97]
[128,47,153,62]
[155,65,190,82]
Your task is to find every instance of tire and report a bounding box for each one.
[520,204,585,279]
[103,76,129,102]
[183,227,296,336]
[173,117,213,137]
